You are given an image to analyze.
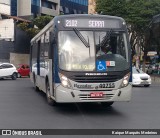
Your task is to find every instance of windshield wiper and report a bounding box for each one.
[100,29,113,48]
[73,28,90,48]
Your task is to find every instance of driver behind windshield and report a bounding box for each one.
[96,44,112,56]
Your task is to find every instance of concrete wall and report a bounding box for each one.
[41,7,59,16]
[0,26,30,63]
[0,19,14,40]
[10,53,29,67]
[17,0,31,16]
[0,3,11,15]
[151,75,160,83]
[14,27,30,54]
[0,40,14,62]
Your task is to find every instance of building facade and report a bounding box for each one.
[0,0,11,15]
[1,0,88,64]
[11,0,60,18]
[60,0,88,14]
[88,0,96,14]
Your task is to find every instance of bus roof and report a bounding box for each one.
[31,14,125,43]
[54,14,124,21]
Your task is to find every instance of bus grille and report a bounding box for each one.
[140,77,148,80]
[79,94,114,101]
[70,75,120,83]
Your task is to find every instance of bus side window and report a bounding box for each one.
[49,31,55,59]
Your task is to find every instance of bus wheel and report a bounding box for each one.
[144,85,150,87]
[46,81,56,106]
[101,102,114,107]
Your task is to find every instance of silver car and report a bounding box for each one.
[132,67,151,87]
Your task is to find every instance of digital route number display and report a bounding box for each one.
[64,19,120,28]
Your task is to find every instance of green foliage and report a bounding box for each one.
[17,15,53,38]
[17,22,29,31]
[96,0,127,18]
[33,15,53,29]
[96,0,160,29]
[26,28,40,38]
[96,0,160,59]
[17,22,39,38]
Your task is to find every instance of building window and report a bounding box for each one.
[41,0,57,10]
[68,0,88,6]
[31,0,40,6]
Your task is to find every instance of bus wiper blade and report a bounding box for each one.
[73,28,90,48]
[101,29,113,48]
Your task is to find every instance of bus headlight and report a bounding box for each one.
[121,73,130,88]
[59,73,72,88]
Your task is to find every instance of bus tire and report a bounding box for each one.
[33,73,39,91]
[101,102,114,107]
[144,85,150,87]
[46,81,56,106]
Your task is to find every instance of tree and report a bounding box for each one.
[33,15,53,29]
[17,22,39,38]
[17,15,53,38]
[96,0,160,62]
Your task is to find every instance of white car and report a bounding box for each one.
[132,67,151,87]
[0,63,18,80]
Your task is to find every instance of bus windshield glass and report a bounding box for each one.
[58,30,130,72]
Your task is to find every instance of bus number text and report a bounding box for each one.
[65,20,78,27]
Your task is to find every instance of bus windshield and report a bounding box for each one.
[58,30,130,72]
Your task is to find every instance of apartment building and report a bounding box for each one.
[60,0,88,14]
[0,0,11,15]
[88,0,96,14]
[11,0,60,17]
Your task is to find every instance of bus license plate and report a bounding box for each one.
[99,83,115,88]
[90,92,103,98]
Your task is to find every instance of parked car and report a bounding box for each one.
[132,67,151,87]
[0,63,17,80]
[17,64,30,78]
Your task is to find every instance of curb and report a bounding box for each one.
[151,75,160,83]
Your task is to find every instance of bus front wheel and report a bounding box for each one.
[46,81,56,106]
[101,102,114,107]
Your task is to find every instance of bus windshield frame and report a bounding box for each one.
[58,29,130,72]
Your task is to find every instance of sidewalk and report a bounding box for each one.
[151,74,160,83]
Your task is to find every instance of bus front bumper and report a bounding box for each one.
[54,84,132,103]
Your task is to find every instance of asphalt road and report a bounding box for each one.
[0,78,160,137]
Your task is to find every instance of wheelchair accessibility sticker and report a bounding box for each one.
[96,61,107,71]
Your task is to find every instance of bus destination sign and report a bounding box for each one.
[64,19,120,29]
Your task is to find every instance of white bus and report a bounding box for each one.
[30,14,132,106]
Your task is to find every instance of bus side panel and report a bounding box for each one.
[52,29,61,99]
[48,59,53,96]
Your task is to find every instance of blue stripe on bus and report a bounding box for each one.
[53,45,61,83]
